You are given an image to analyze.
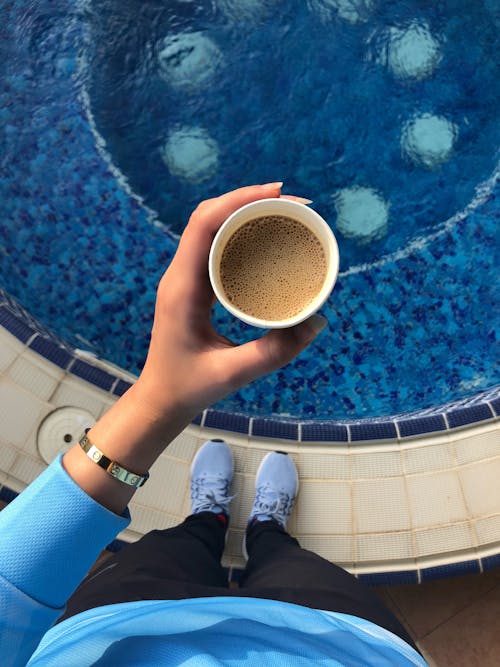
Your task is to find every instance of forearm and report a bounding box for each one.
[62,381,196,515]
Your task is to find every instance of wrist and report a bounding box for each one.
[61,382,195,515]
[133,370,200,424]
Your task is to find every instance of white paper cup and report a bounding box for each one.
[208,198,339,328]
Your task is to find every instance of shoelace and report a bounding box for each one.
[191,475,236,513]
[253,485,293,525]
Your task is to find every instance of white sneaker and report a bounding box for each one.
[248,451,299,530]
[190,439,235,516]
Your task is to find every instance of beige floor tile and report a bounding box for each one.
[418,583,500,667]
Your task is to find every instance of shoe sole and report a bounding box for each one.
[242,451,299,561]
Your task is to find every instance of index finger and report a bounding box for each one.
[173,182,283,287]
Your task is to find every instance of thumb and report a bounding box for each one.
[225,315,328,388]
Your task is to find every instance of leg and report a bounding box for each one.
[240,451,418,652]
[56,511,228,624]
[240,519,418,651]
[57,438,236,624]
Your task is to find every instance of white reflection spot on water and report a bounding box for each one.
[161,128,219,183]
[158,32,222,90]
[333,186,389,243]
[401,113,458,169]
[385,21,442,80]
[217,0,280,22]
[308,0,374,25]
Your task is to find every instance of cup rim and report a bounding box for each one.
[208,198,339,328]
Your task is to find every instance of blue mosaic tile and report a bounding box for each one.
[359,570,418,586]
[0,306,34,343]
[301,422,349,442]
[0,486,18,504]
[489,396,500,417]
[112,378,133,397]
[28,335,73,370]
[252,419,299,440]
[481,553,500,572]
[349,422,398,442]
[446,404,495,429]
[420,559,481,582]
[70,359,116,392]
[397,415,447,438]
[204,410,250,434]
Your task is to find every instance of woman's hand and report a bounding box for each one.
[63,183,327,514]
[136,182,327,420]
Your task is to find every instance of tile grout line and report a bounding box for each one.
[400,436,421,583]
[447,427,482,570]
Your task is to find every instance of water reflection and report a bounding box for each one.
[401,113,458,169]
[376,21,442,81]
[161,127,219,182]
[158,31,223,90]
[308,0,374,24]
[333,186,389,243]
[216,0,280,22]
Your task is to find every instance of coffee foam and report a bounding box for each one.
[220,215,327,320]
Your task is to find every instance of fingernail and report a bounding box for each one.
[262,181,283,189]
[294,197,313,205]
[307,314,328,336]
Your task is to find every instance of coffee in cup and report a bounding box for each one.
[209,198,339,328]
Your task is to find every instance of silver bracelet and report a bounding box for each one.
[79,432,150,488]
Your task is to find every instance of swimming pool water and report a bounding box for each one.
[0,0,498,419]
[85,0,499,269]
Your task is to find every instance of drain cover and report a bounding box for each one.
[37,407,96,464]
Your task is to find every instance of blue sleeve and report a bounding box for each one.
[0,453,131,666]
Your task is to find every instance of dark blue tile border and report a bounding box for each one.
[360,570,419,585]
[481,553,500,572]
[0,486,19,503]
[204,410,250,434]
[397,415,447,438]
[28,335,73,370]
[420,559,481,582]
[490,396,500,417]
[112,378,133,397]
[301,422,349,442]
[70,359,116,392]
[105,538,127,553]
[350,422,398,442]
[252,418,298,440]
[229,567,245,584]
[446,404,494,429]
[0,306,35,343]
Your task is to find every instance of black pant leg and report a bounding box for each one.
[56,512,228,624]
[239,520,418,652]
